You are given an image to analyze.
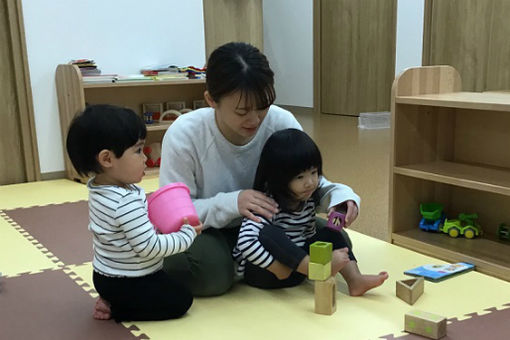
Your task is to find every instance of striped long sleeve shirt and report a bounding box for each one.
[233,199,316,275]
[232,177,361,276]
[87,180,197,277]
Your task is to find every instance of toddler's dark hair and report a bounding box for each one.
[66,104,146,176]
[253,128,323,210]
[206,42,275,110]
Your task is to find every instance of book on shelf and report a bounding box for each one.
[82,74,117,83]
[115,74,153,82]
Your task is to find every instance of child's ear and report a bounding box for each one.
[204,91,216,108]
[97,149,114,168]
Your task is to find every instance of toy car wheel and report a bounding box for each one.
[464,228,476,239]
[448,227,460,238]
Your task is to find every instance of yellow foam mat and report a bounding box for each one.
[64,232,510,340]
[0,177,159,209]
[0,214,61,277]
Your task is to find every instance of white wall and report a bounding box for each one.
[395,0,424,76]
[263,0,313,108]
[22,0,206,174]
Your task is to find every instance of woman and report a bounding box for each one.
[159,42,357,296]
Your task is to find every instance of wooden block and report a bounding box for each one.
[309,241,332,264]
[405,309,447,339]
[396,277,424,305]
[308,261,331,281]
[314,276,337,315]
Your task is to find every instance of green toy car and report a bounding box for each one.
[441,213,482,239]
[498,224,510,241]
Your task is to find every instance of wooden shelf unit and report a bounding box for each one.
[56,64,206,183]
[389,65,510,282]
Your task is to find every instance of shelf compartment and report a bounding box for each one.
[394,161,510,196]
[144,168,160,177]
[145,121,173,132]
[392,229,510,281]
[396,91,510,112]
[83,79,205,89]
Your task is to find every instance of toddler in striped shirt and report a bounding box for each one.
[233,128,388,295]
[66,104,202,322]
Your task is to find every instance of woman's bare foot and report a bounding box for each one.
[93,297,111,320]
[331,248,350,274]
[347,271,389,296]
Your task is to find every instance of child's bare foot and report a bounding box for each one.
[93,297,111,320]
[347,271,389,296]
[331,248,350,274]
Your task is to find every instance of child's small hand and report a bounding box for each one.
[182,217,203,236]
[192,222,203,235]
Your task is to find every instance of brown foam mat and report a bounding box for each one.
[0,268,146,340]
[4,201,92,265]
[380,303,510,339]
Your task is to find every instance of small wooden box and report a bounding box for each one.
[405,309,446,339]
[308,261,331,281]
[309,241,332,265]
[396,277,424,305]
[314,276,336,315]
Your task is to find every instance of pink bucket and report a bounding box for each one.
[148,182,199,234]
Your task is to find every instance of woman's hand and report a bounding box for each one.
[328,200,358,228]
[238,189,279,222]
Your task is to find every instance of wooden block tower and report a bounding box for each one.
[309,241,336,315]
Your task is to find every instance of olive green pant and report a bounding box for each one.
[162,217,352,297]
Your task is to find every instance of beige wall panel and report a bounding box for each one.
[425,0,510,92]
[321,0,396,116]
[0,1,34,185]
[486,1,510,91]
[426,0,492,91]
[203,0,263,58]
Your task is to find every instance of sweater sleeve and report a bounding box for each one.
[236,216,274,269]
[116,194,197,259]
[159,121,240,229]
[316,176,361,213]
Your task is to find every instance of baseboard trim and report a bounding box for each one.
[278,105,314,116]
[40,171,66,181]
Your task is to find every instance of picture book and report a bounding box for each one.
[404,262,475,282]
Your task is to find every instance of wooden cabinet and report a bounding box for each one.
[55,64,206,183]
[389,65,510,281]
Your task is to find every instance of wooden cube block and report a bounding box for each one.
[314,276,337,315]
[396,277,424,305]
[405,309,446,339]
[309,241,332,264]
[308,261,331,281]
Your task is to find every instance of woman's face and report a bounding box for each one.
[206,91,269,146]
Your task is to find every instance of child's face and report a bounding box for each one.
[288,167,319,202]
[108,140,147,185]
[209,91,269,146]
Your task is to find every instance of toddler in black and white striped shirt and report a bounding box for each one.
[66,104,202,322]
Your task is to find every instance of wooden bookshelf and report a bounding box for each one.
[389,65,510,282]
[56,64,206,183]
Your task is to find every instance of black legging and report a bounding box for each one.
[93,269,193,322]
[244,224,356,289]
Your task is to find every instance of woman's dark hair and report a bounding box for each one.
[66,104,147,176]
[206,42,275,110]
[254,128,323,210]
